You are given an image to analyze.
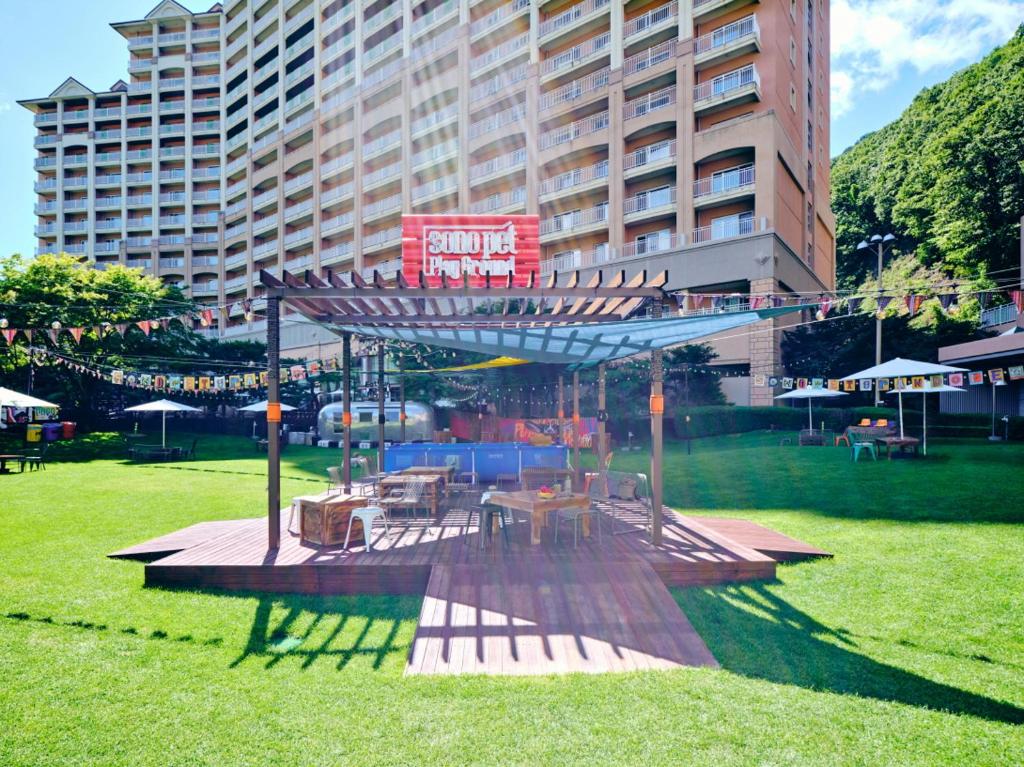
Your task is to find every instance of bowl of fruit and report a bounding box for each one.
[537,485,555,500]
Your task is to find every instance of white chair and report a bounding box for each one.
[344,505,389,551]
[379,477,429,520]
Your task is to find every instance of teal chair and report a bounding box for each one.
[851,442,877,462]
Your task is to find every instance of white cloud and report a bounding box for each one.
[831,0,1024,116]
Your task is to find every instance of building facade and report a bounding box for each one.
[21,0,835,403]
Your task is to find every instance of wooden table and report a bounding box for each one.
[381,474,445,517]
[876,436,920,460]
[521,466,573,491]
[399,465,455,495]
[485,490,591,545]
[0,454,25,474]
[294,491,369,546]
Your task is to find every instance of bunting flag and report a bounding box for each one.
[904,294,924,316]
[859,379,873,392]
[878,378,890,392]
[827,379,839,391]
[1008,366,1024,381]
[938,293,957,310]
[877,296,893,313]
[969,371,985,385]
[948,373,964,387]
[842,379,857,392]
[135,320,151,336]
[847,296,863,314]
[1012,290,1024,313]
[989,369,1005,384]
[68,327,84,344]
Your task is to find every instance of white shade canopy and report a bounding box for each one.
[237,400,296,413]
[884,384,965,396]
[883,384,965,455]
[125,399,200,448]
[0,387,59,409]
[125,399,201,413]
[840,357,967,381]
[774,389,848,401]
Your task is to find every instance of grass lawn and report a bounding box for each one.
[1,430,1022,766]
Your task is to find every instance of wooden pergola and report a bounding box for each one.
[260,266,674,548]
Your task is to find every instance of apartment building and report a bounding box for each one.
[21,0,835,404]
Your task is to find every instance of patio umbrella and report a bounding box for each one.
[238,400,296,437]
[840,358,967,438]
[885,384,964,456]
[0,387,59,409]
[775,388,847,430]
[124,399,200,447]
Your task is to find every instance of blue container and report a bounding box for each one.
[473,444,521,482]
[520,445,568,470]
[42,422,62,442]
[383,445,428,472]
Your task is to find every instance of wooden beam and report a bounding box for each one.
[266,296,281,551]
[342,332,352,493]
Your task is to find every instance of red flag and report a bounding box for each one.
[136,320,151,336]
[1,329,15,345]
[68,327,84,344]
[115,323,129,336]
[1012,290,1024,313]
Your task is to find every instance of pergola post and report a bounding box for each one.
[597,362,607,472]
[650,300,665,547]
[572,370,580,488]
[342,332,352,493]
[377,343,386,478]
[557,374,565,443]
[266,296,281,550]
[399,355,406,443]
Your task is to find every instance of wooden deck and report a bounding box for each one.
[689,517,832,562]
[406,561,718,675]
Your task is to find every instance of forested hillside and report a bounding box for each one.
[831,26,1024,289]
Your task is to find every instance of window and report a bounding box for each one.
[712,163,754,192]
[635,185,672,210]
[711,211,754,240]
[634,229,672,255]
[790,84,797,111]
[807,120,813,150]
[358,411,373,423]
[807,202,814,233]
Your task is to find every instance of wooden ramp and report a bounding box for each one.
[108,520,256,561]
[406,560,718,676]
[689,516,832,562]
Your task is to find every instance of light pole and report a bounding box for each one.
[857,233,897,405]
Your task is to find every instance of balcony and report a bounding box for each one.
[470,103,526,141]
[323,32,355,65]
[364,31,402,67]
[539,66,610,112]
[34,134,59,148]
[624,86,676,122]
[363,193,402,220]
[363,162,402,190]
[284,171,313,194]
[412,174,458,203]
[363,129,402,159]
[322,182,354,205]
[253,239,278,258]
[470,63,529,102]
[539,159,609,199]
[284,227,313,248]
[470,186,526,214]
[34,112,59,126]
[624,2,678,44]
[254,60,279,86]
[540,32,610,81]
[321,211,354,236]
[412,0,458,38]
[980,303,1020,327]
[412,138,459,169]
[694,15,760,70]
[623,185,676,222]
[470,147,527,183]
[321,152,354,179]
[253,215,279,234]
[360,257,402,281]
[321,241,354,266]
[363,226,402,252]
[412,103,459,137]
[623,139,677,178]
[693,64,760,114]
[470,0,529,40]
[365,3,402,36]
[691,212,760,244]
[63,109,90,121]
[539,202,609,241]
[284,199,314,222]
[538,0,611,45]
[191,280,220,297]
[323,3,355,35]
[159,77,186,90]
[693,163,755,208]
[539,110,609,150]
[692,0,756,23]
[620,231,684,260]
[410,26,459,62]
[540,244,611,275]
[623,40,674,79]
[362,58,403,92]
[470,32,529,76]
[33,157,57,170]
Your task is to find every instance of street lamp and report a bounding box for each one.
[857,233,897,405]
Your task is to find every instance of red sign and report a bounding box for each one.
[401,214,540,287]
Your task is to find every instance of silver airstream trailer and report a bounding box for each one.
[317,400,435,444]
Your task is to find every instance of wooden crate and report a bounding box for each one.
[297,493,369,546]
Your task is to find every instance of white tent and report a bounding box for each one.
[0,387,58,409]
[840,358,967,438]
[237,400,296,413]
[775,388,848,430]
[124,399,201,447]
[884,384,964,455]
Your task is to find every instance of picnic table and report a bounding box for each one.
[485,489,591,545]
[380,474,445,517]
[0,454,25,474]
[399,465,455,495]
[128,444,181,461]
[875,436,920,460]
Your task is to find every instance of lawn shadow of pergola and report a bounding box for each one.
[677,583,1024,725]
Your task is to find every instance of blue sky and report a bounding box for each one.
[1,0,1022,260]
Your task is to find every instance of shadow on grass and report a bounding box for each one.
[228,592,419,671]
[677,584,1024,725]
[4,609,225,648]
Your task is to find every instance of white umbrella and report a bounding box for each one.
[124,399,201,447]
[884,384,964,456]
[237,400,296,413]
[775,388,848,430]
[0,387,59,409]
[840,358,967,438]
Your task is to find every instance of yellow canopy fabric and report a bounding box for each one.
[406,356,529,373]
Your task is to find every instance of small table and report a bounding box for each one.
[485,490,591,545]
[399,465,455,495]
[381,474,445,517]
[295,491,369,546]
[0,454,25,474]
[521,466,573,490]
[875,436,920,460]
